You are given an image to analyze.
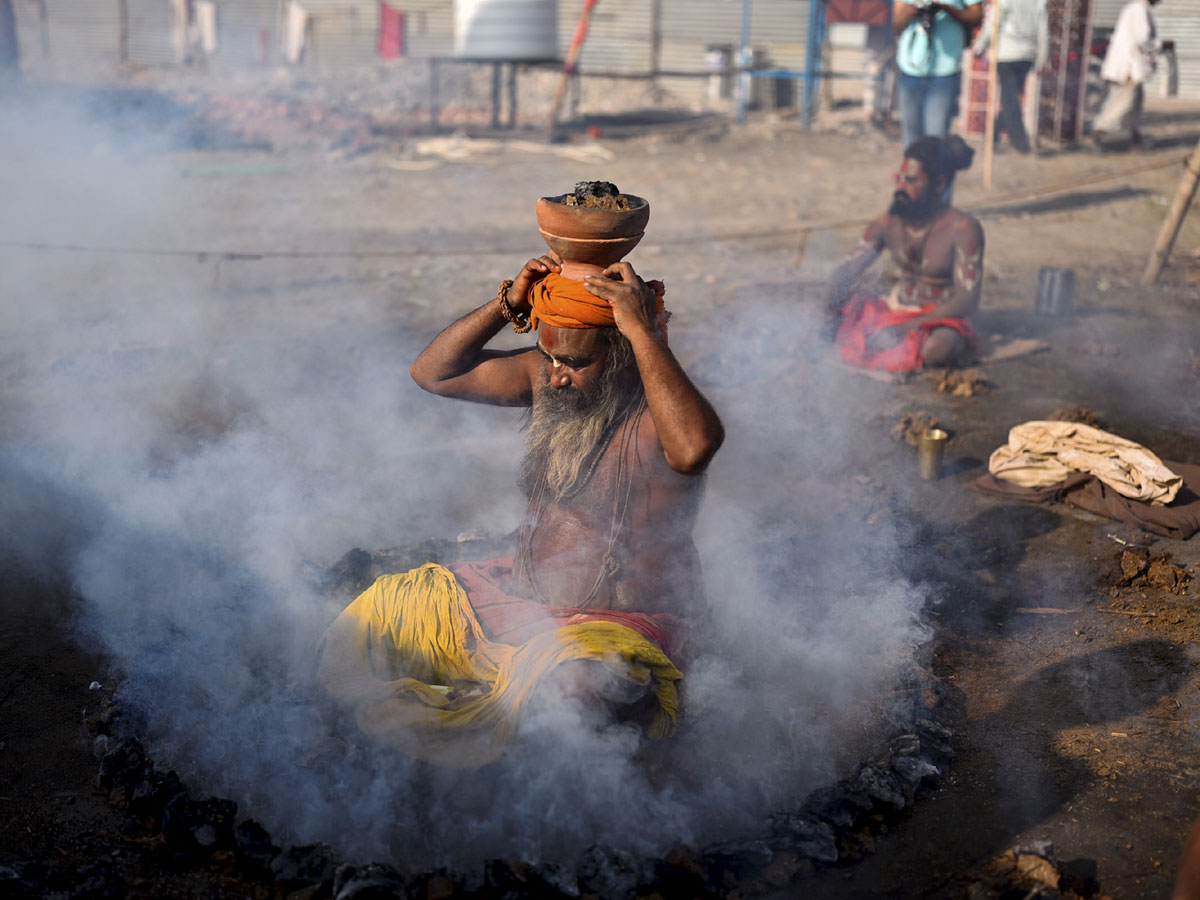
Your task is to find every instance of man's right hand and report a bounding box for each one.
[508,252,562,317]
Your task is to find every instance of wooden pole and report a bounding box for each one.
[649,0,661,80]
[0,0,19,81]
[38,0,49,58]
[981,0,1002,190]
[117,0,129,65]
[546,0,598,137]
[1142,136,1200,285]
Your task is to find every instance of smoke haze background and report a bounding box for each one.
[0,90,931,867]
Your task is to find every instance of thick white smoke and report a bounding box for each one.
[0,88,932,868]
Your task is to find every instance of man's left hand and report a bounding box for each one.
[584,262,664,339]
[865,324,909,354]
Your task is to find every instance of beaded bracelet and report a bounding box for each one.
[496,278,532,334]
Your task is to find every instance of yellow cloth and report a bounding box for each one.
[528,272,667,332]
[316,563,682,768]
[988,420,1182,505]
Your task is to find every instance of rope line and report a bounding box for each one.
[0,155,1186,262]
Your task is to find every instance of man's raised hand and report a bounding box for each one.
[508,252,562,316]
[584,262,663,339]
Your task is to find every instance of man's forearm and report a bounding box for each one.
[906,290,975,328]
[827,240,881,312]
[894,2,918,32]
[410,297,509,390]
[944,3,983,25]
[626,329,724,474]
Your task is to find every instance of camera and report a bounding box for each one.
[913,0,939,35]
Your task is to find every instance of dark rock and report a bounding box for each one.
[327,548,374,593]
[97,737,148,795]
[890,733,921,757]
[160,795,237,853]
[853,765,906,810]
[1015,840,1056,863]
[577,844,639,900]
[128,767,187,822]
[1058,857,1100,898]
[914,718,956,760]
[0,864,30,899]
[529,861,580,898]
[406,870,457,900]
[653,844,716,899]
[61,861,127,900]
[764,813,838,862]
[483,858,578,899]
[759,849,814,889]
[914,718,952,743]
[235,818,281,874]
[333,862,407,899]
[272,843,338,887]
[702,839,774,878]
[803,782,868,831]
[891,755,942,789]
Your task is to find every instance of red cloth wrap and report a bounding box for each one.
[835,295,975,373]
[447,558,692,666]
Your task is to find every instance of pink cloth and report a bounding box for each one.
[447,558,692,665]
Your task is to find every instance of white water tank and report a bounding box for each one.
[454,0,558,60]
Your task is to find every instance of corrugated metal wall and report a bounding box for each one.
[15,1,1198,99]
[561,1,807,74]
[1155,6,1200,98]
[1089,0,1200,101]
[12,1,804,76]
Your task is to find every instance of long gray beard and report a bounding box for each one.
[520,368,640,499]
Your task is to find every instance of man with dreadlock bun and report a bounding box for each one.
[825,134,985,372]
[315,209,724,767]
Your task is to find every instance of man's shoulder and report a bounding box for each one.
[945,207,984,239]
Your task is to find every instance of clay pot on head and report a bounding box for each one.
[535,193,650,281]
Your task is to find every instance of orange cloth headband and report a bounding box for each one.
[528,272,668,334]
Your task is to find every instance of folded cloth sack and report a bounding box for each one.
[988,420,1182,505]
[316,562,683,768]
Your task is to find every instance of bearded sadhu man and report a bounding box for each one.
[315,200,724,767]
[825,134,985,372]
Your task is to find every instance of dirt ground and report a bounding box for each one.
[3,82,1200,898]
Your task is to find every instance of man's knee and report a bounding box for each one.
[922,327,968,367]
[547,658,651,710]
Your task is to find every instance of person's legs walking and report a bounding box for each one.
[1092,80,1136,144]
[898,72,927,148]
[997,60,1032,152]
[922,73,960,137]
[1129,82,1145,146]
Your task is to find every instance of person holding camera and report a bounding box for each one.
[894,0,984,149]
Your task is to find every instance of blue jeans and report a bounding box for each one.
[897,72,959,150]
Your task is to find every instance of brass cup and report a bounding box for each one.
[918,428,949,480]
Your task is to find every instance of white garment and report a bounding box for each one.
[169,0,190,63]
[1092,80,1144,132]
[281,0,310,65]
[973,0,1049,66]
[1100,0,1161,85]
[195,1,217,55]
[988,420,1182,505]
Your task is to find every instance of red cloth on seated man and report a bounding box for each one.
[835,294,975,373]
[448,558,693,666]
